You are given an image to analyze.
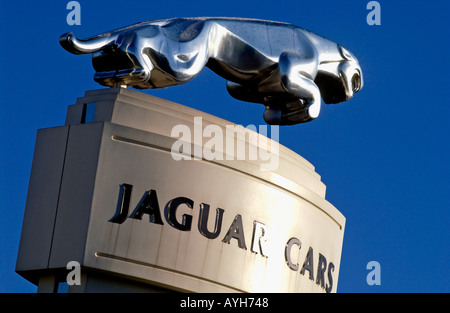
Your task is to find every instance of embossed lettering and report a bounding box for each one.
[222,214,247,250]
[198,203,224,239]
[130,189,164,225]
[165,197,194,231]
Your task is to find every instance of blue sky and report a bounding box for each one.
[0,0,448,293]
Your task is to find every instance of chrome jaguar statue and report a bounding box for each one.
[60,17,363,125]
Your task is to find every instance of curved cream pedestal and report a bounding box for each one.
[16,88,345,293]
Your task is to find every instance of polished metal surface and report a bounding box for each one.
[60,17,363,125]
